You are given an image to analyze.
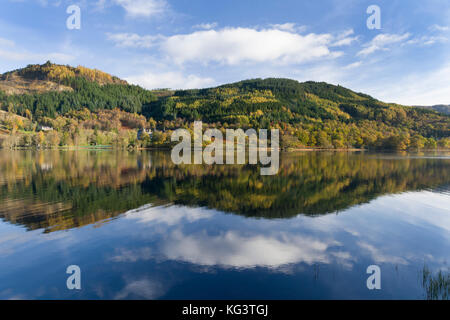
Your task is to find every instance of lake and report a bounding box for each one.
[0,150,448,299]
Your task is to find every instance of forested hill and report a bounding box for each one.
[0,62,449,150]
[0,62,156,117]
[416,104,450,115]
[145,78,449,147]
[1,61,126,90]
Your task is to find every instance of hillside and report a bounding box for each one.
[0,62,155,117]
[144,78,449,148]
[0,62,449,150]
[0,61,126,95]
[416,104,450,115]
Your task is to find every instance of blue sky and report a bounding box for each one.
[0,0,449,105]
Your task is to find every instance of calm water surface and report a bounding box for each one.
[0,150,449,299]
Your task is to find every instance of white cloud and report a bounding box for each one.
[331,29,359,47]
[343,61,362,69]
[268,23,306,33]
[162,27,340,65]
[357,242,408,265]
[125,205,214,225]
[357,33,410,56]
[119,205,353,269]
[113,0,167,17]
[162,230,345,268]
[106,25,347,66]
[405,35,448,46]
[126,71,215,90]
[110,247,153,262]
[332,36,359,47]
[429,24,449,32]
[115,278,165,299]
[338,29,355,39]
[193,22,218,30]
[110,191,450,271]
[107,33,161,48]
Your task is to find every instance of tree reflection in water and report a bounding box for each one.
[0,150,448,232]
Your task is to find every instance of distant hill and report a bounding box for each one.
[415,104,450,115]
[0,61,126,95]
[0,62,448,150]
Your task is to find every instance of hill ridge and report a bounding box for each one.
[0,61,127,95]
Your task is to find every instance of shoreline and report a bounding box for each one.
[1,146,449,152]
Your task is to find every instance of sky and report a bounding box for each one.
[0,0,449,105]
